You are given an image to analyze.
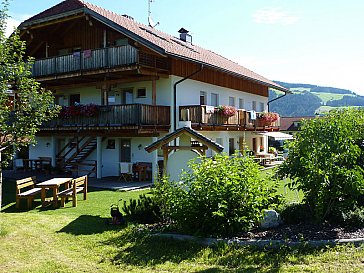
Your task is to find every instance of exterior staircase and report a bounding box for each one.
[57,136,100,176]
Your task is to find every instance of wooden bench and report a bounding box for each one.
[58,175,88,207]
[16,176,42,209]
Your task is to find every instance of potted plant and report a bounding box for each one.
[215,105,237,117]
[257,112,279,126]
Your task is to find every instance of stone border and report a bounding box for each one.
[156,233,364,248]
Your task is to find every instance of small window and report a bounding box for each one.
[137,88,146,98]
[200,91,206,105]
[229,97,235,107]
[259,102,265,112]
[252,101,257,111]
[106,139,115,149]
[211,93,219,107]
[229,138,235,155]
[239,98,244,109]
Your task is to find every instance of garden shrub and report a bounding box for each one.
[154,153,282,237]
[279,202,314,224]
[278,108,364,223]
[122,194,162,224]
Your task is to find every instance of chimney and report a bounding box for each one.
[178,28,192,44]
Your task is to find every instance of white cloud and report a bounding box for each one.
[253,7,299,25]
[5,17,21,37]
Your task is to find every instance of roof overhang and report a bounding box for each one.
[257,131,294,140]
[19,7,167,58]
[145,126,224,153]
[167,53,289,93]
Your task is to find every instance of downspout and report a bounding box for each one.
[267,91,288,112]
[173,64,204,132]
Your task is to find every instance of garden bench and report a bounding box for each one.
[15,176,42,209]
[58,175,88,207]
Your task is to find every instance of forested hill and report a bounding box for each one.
[269,81,364,117]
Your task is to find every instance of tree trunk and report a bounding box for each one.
[0,151,2,211]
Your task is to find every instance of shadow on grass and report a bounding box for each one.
[57,214,122,235]
[102,226,324,272]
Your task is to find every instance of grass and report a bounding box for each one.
[311,92,355,104]
[2,176,364,272]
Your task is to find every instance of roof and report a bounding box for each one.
[280,116,316,131]
[19,0,288,92]
[145,126,224,153]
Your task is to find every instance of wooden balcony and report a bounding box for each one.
[41,104,170,132]
[179,105,280,131]
[31,45,169,78]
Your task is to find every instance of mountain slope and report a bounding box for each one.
[269,81,363,117]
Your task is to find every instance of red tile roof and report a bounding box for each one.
[21,0,287,92]
[280,116,315,131]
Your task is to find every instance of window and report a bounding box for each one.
[239,98,244,109]
[200,91,206,105]
[252,101,257,111]
[229,138,235,155]
[137,88,146,98]
[229,97,235,107]
[211,93,219,107]
[106,139,115,149]
[259,102,265,112]
[69,94,80,106]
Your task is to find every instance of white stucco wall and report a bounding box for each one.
[171,76,268,111]
[167,150,201,182]
[29,137,53,159]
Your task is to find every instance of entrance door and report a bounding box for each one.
[122,89,133,104]
[120,139,131,162]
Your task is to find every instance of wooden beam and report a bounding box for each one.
[25,14,85,30]
[152,79,156,105]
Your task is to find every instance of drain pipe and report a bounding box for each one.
[267,91,289,112]
[173,64,204,132]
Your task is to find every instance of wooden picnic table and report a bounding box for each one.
[24,158,51,172]
[37,178,73,208]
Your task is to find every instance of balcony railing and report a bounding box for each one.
[179,105,280,128]
[42,104,170,129]
[31,45,169,77]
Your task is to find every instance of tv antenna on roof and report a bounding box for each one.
[148,0,159,28]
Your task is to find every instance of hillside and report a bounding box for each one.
[269,81,364,117]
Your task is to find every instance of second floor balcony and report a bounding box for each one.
[42,104,170,132]
[31,45,169,78]
[179,105,280,130]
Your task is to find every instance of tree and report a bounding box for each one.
[278,109,364,222]
[0,1,59,210]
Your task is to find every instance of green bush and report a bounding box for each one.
[278,108,364,222]
[122,194,162,224]
[154,153,282,237]
[279,202,314,224]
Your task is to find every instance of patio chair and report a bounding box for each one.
[119,162,133,182]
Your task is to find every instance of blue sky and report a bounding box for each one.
[6,0,364,95]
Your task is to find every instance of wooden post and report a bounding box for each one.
[163,147,168,176]
[152,80,156,105]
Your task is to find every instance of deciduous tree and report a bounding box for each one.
[0,1,59,210]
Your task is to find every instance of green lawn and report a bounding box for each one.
[1,177,364,272]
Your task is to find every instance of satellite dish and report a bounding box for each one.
[148,15,159,28]
[148,0,160,28]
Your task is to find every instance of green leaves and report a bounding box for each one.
[154,153,282,237]
[0,0,60,161]
[278,108,364,222]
